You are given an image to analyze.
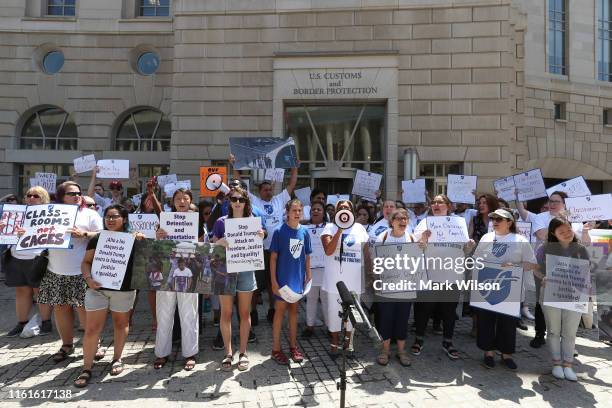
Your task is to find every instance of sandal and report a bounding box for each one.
[328,344,339,360]
[184,356,196,371]
[397,351,411,367]
[271,349,289,365]
[110,359,124,376]
[53,344,74,363]
[237,353,249,371]
[73,369,92,388]
[411,340,423,356]
[221,354,233,371]
[153,356,168,370]
[290,347,304,363]
[377,352,389,366]
[94,341,106,361]
[442,341,460,360]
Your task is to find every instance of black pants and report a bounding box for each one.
[535,302,546,338]
[477,309,517,354]
[377,302,412,341]
[414,288,459,341]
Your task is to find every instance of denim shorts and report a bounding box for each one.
[236,271,257,293]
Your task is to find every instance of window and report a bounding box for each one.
[139,0,170,17]
[548,0,567,75]
[554,102,566,120]
[604,108,612,125]
[20,106,77,150]
[47,0,76,16]
[42,50,64,74]
[115,108,170,151]
[599,0,612,81]
[419,162,463,197]
[19,164,74,197]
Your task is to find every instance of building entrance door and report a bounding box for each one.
[314,177,353,196]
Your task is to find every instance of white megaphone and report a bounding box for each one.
[205,173,223,191]
[334,209,355,229]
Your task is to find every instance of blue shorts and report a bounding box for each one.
[236,271,257,293]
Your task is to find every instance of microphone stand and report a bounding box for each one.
[338,303,350,408]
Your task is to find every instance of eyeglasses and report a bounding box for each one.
[393,217,408,221]
[230,196,246,203]
[431,200,446,205]
[86,203,96,208]
[104,215,122,221]
[26,194,40,199]
[549,200,563,204]
[65,191,82,197]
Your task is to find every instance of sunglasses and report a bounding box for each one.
[431,200,446,205]
[491,217,507,222]
[230,196,246,203]
[26,194,40,199]
[86,203,96,208]
[65,191,82,197]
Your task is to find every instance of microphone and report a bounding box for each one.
[336,281,383,347]
[336,281,353,307]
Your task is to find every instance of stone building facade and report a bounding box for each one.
[0,0,610,199]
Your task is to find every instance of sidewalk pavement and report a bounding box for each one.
[0,283,611,408]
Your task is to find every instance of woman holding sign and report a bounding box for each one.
[536,217,590,381]
[321,200,370,358]
[37,181,103,363]
[472,208,538,370]
[212,187,265,371]
[153,188,200,371]
[2,186,54,337]
[74,204,145,387]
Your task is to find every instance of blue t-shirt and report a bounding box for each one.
[270,223,312,293]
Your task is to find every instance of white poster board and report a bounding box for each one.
[73,154,96,174]
[543,254,590,313]
[373,242,423,298]
[493,176,516,203]
[351,170,382,201]
[157,174,178,188]
[565,194,612,222]
[326,194,350,207]
[446,174,477,205]
[470,263,523,317]
[306,224,325,269]
[0,204,27,245]
[401,179,427,204]
[128,213,159,239]
[34,172,57,194]
[96,159,129,179]
[91,231,135,290]
[426,216,469,243]
[513,169,547,201]
[264,168,285,183]
[546,176,591,198]
[278,280,312,303]
[224,217,265,273]
[516,221,532,243]
[159,212,198,243]
[131,194,142,208]
[15,204,78,251]
[295,187,312,205]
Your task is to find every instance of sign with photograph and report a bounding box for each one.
[230,137,298,169]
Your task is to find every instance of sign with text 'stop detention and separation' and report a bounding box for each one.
[159,212,199,243]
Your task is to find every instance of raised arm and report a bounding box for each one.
[286,164,299,196]
[87,166,99,198]
[229,154,240,181]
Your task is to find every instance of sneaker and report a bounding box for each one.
[517,320,528,331]
[530,336,546,348]
[501,357,517,370]
[248,330,257,343]
[39,320,52,336]
[266,308,275,323]
[552,365,565,380]
[6,322,26,338]
[563,366,577,381]
[521,306,535,320]
[250,309,259,327]
[482,355,495,369]
[212,331,224,350]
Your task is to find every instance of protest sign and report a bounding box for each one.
[446,174,477,204]
[295,187,312,205]
[306,224,325,268]
[470,262,523,317]
[401,179,427,204]
[230,137,299,169]
[351,170,382,201]
[15,204,78,251]
[159,212,198,243]
[34,172,57,194]
[29,178,37,189]
[516,221,532,243]
[546,176,591,198]
[200,167,227,197]
[279,280,312,303]
[96,159,129,179]
[513,169,547,201]
[426,216,469,243]
[0,204,27,245]
[131,194,142,208]
[565,194,612,222]
[224,217,264,273]
[373,242,423,298]
[164,180,191,197]
[73,154,96,174]
[544,254,590,313]
[128,213,159,239]
[91,231,135,290]
[156,174,178,188]
[493,176,516,202]
[131,240,215,294]
[326,194,350,207]
[264,168,285,183]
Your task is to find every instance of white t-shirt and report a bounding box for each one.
[173,267,193,277]
[305,223,326,286]
[533,211,583,242]
[321,222,369,294]
[473,232,537,266]
[10,246,43,260]
[47,208,103,276]
[408,210,428,233]
[454,208,478,228]
[249,189,291,250]
[368,218,390,243]
[93,193,112,217]
[375,230,413,244]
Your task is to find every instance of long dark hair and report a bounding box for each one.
[544,216,589,259]
[478,193,500,217]
[546,216,577,244]
[228,187,252,218]
[429,194,452,216]
[103,204,130,232]
[56,181,85,209]
[171,188,193,212]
